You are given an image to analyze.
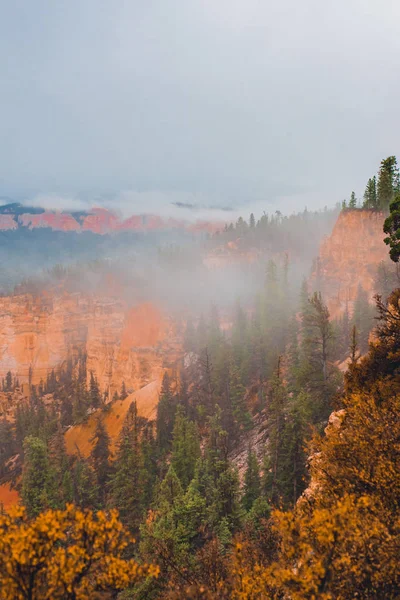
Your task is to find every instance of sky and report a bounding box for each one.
[0,0,400,216]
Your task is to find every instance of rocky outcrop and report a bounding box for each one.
[0,203,223,235]
[65,378,162,457]
[0,292,179,396]
[315,210,388,317]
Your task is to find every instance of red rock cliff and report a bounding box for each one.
[0,292,179,396]
[316,210,388,317]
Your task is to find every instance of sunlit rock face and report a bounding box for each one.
[0,204,223,235]
[314,210,388,317]
[0,292,177,397]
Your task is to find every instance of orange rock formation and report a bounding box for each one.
[65,378,162,457]
[0,292,177,397]
[315,210,388,317]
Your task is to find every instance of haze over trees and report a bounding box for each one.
[0,188,399,597]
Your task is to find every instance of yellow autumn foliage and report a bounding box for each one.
[0,504,158,599]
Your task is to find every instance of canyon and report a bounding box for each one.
[0,208,391,508]
[0,209,389,396]
[0,203,222,235]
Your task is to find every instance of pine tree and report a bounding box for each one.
[383,193,400,262]
[349,191,357,209]
[89,371,101,408]
[21,436,54,517]
[249,213,256,229]
[5,371,12,392]
[156,372,176,452]
[298,291,337,423]
[242,448,261,511]
[0,418,15,477]
[265,363,287,503]
[171,407,200,489]
[363,176,377,208]
[49,423,72,506]
[72,456,99,509]
[110,401,144,531]
[90,417,112,506]
[377,155,400,210]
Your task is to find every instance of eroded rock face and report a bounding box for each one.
[0,292,177,396]
[315,210,388,317]
[0,204,223,235]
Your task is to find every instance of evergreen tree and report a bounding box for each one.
[72,456,99,509]
[363,176,377,208]
[0,418,15,477]
[5,371,12,392]
[383,193,400,262]
[49,423,73,506]
[242,448,261,511]
[265,363,287,503]
[298,291,337,423]
[249,213,256,228]
[156,372,176,452]
[21,436,54,517]
[349,191,357,209]
[171,407,201,489]
[109,401,144,531]
[377,155,400,210]
[89,371,101,408]
[90,417,112,506]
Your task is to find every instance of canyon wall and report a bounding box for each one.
[0,292,179,396]
[0,204,222,235]
[315,210,388,317]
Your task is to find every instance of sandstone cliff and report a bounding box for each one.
[0,203,222,235]
[0,292,178,397]
[315,210,388,317]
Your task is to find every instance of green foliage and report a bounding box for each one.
[171,407,201,489]
[242,449,261,511]
[90,417,112,505]
[377,155,400,210]
[156,372,176,453]
[383,194,400,262]
[109,402,145,531]
[21,436,54,517]
[363,176,377,208]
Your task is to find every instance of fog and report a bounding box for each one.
[1,0,400,213]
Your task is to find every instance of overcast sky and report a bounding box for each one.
[0,0,399,215]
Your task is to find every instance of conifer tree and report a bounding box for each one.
[49,423,73,506]
[171,407,200,489]
[377,155,400,210]
[72,456,99,509]
[21,436,54,517]
[363,176,377,208]
[156,372,176,452]
[110,401,144,531]
[89,371,101,408]
[349,191,357,209]
[90,417,112,506]
[298,291,337,423]
[0,418,15,477]
[242,448,261,511]
[383,193,400,262]
[5,371,12,392]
